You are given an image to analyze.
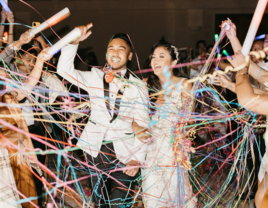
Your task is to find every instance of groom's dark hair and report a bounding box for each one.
[109,33,132,49]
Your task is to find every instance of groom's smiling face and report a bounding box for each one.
[106,38,133,71]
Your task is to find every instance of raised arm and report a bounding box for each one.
[57,44,88,90]
[226,19,242,53]
[6,11,14,44]
[57,23,93,92]
[213,73,268,94]
[13,48,53,101]
[229,51,268,115]
[246,61,268,85]
[0,29,33,66]
[35,35,47,50]
[226,19,268,85]
[0,9,6,48]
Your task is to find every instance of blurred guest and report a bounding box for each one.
[190,40,206,78]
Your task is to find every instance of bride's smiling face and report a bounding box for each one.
[150,46,177,76]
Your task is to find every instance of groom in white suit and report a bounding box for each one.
[57,23,149,207]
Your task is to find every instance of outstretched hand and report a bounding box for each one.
[6,12,14,23]
[72,23,93,45]
[226,18,237,40]
[17,29,33,48]
[212,74,232,88]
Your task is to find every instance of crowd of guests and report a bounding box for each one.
[1,6,268,208]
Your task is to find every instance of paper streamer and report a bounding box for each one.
[29,7,70,37]
[47,28,81,55]
[0,0,10,12]
[241,0,268,56]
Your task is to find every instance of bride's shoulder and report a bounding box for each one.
[173,78,192,91]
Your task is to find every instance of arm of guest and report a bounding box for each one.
[36,35,47,49]
[228,36,268,84]
[228,37,268,84]
[57,44,90,92]
[229,52,268,114]
[235,68,268,114]
[226,19,268,85]
[226,19,242,53]
[229,36,242,53]
[13,48,53,101]
[0,29,33,66]
[0,9,6,48]
[213,74,268,94]
[223,80,268,94]
[6,11,14,44]
[228,38,268,85]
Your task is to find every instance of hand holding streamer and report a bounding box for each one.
[29,7,70,37]
[47,28,81,55]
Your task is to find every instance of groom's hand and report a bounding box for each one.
[132,121,151,142]
[72,23,93,45]
[123,160,139,177]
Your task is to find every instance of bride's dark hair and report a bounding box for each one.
[147,40,188,104]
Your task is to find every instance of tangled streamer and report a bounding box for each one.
[0,1,268,208]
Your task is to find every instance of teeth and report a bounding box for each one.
[112,58,120,62]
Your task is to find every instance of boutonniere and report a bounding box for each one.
[123,83,130,88]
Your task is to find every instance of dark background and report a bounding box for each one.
[6,0,268,70]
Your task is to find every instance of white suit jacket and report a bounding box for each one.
[57,44,149,164]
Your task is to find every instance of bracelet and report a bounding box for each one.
[8,33,13,35]
[237,67,248,74]
[257,67,263,79]
[236,72,248,78]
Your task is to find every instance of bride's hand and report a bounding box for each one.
[132,121,151,142]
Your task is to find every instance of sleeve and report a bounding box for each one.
[57,44,91,92]
[0,44,18,65]
[43,74,68,104]
[131,81,150,163]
